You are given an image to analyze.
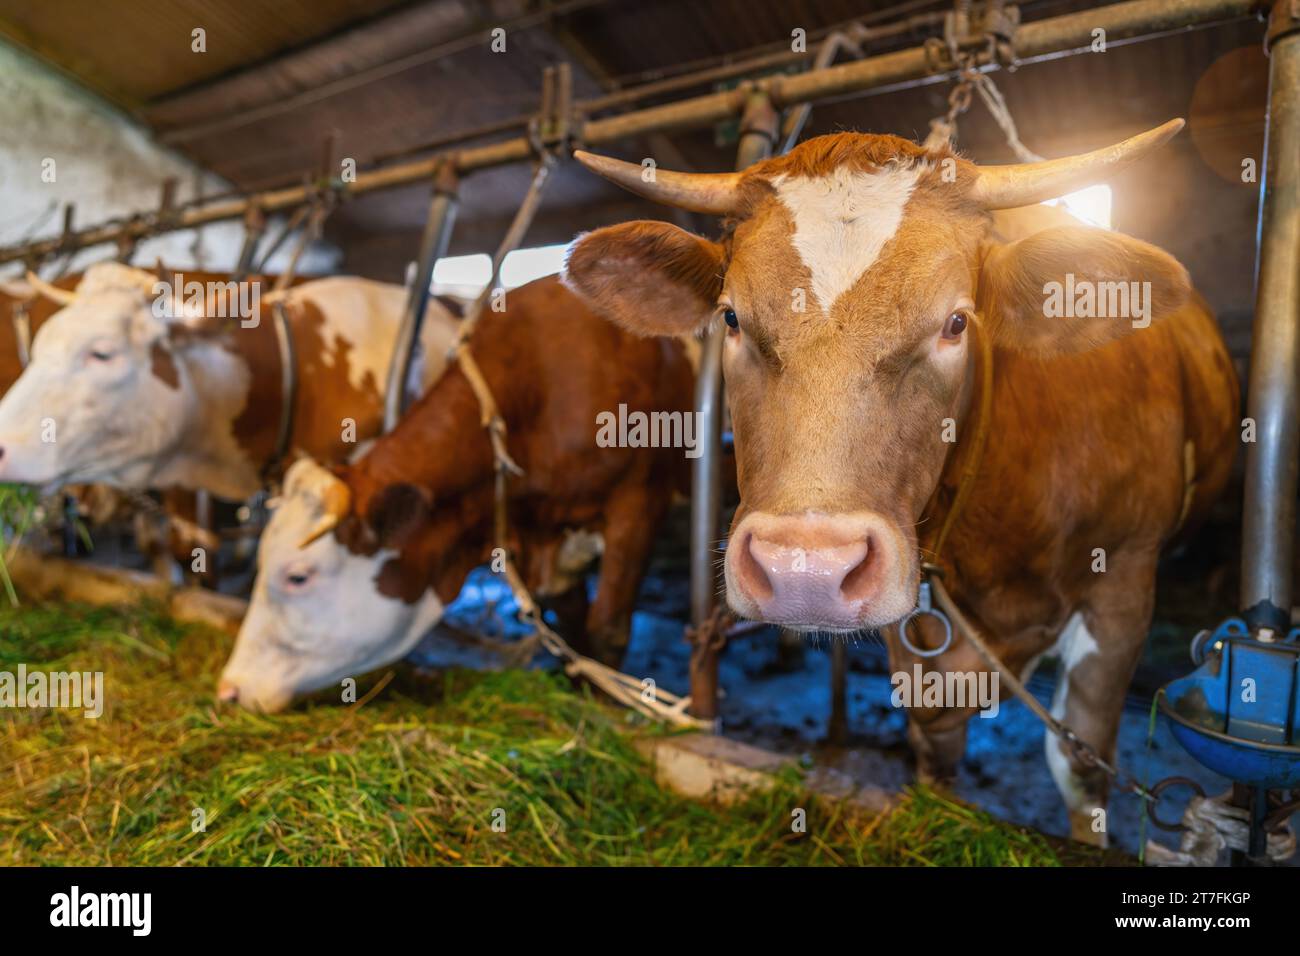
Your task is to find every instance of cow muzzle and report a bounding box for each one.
[215,672,295,714]
[725,511,914,632]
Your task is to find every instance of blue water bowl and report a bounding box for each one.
[1160,629,1300,790]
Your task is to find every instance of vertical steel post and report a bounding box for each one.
[233,203,266,282]
[1240,0,1300,633]
[828,640,849,744]
[383,161,460,432]
[688,90,779,722]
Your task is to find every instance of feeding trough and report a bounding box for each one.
[1150,618,1300,865]
[1160,619,1300,790]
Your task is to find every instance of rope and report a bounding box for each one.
[446,154,709,730]
[969,70,1043,163]
[1144,793,1296,866]
[922,43,1043,164]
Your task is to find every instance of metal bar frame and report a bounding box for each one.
[1241,0,1300,633]
[687,91,779,723]
[383,160,461,431]
[0,0,1259,267]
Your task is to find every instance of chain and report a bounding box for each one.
[926,572,1159,807]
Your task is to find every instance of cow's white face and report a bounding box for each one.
[218,458,444,713]
[0,264,202,489]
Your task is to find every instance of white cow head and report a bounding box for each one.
[218,458,444,713]
[0,263,241,490]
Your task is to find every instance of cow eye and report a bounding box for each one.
[283,566,315,590]
[941,311,969,340]
[723,308,739,331]
[89,348,116,362]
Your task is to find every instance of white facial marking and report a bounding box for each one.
[772,163,926,312]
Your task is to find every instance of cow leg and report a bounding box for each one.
[168,489,219,589]
[539,581,591,654]
[132,510,180,584]
[586,482,663,668]
[908,718,967,787]
[885,617,973,785]
[1046,554,1156,847]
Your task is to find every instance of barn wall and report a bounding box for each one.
[0,40,338,278]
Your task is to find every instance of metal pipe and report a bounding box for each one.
[688,91,779,723]
[332,13,940,173]
[689,328,726,632]
[780,32,855,154]
[383,161,460,432]
[1241,0,1300,632]
[0,0,1258,268]
[829,640,849,744]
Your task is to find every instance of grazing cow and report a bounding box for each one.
[1,275,161,567]
[0,263,458,503]
[0,270,304,581]
[562,121,1239,844]
[217,275,694,712]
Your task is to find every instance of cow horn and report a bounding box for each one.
[25,271,77,306]
[969,119,1185,209]
[573,150,745,216]
[298,479,352,549]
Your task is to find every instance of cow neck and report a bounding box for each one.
[138,328,257,500]
[919,313,995,574]
[225,309,290,486]
[349,362,496,521]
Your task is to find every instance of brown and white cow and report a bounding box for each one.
[0,273,192,575]
[217,274,694,712]
[563,121,1239,844]
[0,262,458,503]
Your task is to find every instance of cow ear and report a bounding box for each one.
[978,225,1192,357]
[563,221,725,337]
[365,482,433,550]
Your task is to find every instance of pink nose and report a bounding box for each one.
[727,512,890,629]
[216,679,239,703]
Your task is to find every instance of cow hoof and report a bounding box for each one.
[915,765,958,790]
[1068,811,1109,848]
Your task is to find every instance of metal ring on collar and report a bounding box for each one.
[898,606,953,659]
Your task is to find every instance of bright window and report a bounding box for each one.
[431,243,569,296]
[1044,184,1112,230]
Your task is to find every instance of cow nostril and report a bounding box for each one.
[217,680,239,704]
[0,446,6,462]
[736,533,774,602]
[839,537,878,603]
